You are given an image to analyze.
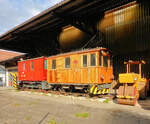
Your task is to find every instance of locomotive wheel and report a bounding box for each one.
[69,85,75,92]
[117,98,137,106]
[83,88,88,93]
[58,86,66,92]
[50,85,55,91]
[89,93,94,97]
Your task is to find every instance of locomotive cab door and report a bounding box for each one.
[72,55,81,83]
[88,52,98,84]
[49,59,57,83]
[81,54,88,84]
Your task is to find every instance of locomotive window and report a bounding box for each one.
[65,57,70,68]
[90,54,96,66]
[103,56,108,67]
[99,54,102,66]
[52,59,56,69]
[23,63,26,71]
[44,60,47,69]
[31,61,34,70]
[83,55,87,67]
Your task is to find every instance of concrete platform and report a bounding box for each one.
[0,87,150,124]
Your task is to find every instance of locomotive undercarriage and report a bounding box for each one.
[18,81,114,96]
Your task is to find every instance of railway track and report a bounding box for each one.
[14,88,150,108]
[20,88,115,100]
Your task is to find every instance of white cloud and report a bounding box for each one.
[0,0,63,35]
[30,9,41,16]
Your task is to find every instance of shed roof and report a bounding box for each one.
[0,49,25,62]
[0,0,135,54]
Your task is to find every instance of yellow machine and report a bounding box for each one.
[117,60,149,106]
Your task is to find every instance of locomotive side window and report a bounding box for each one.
[31,61,34,70]
[65,57,70,68]
[52,59,56,69]
[90,54,96,66]
[103,56,108,67]
[83,55,87,67]
[99,54,102,66]
[44,60,47,69]
[23,63,26,71]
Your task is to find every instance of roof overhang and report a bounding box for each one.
[0,0,136,55]
[0,0,135,41]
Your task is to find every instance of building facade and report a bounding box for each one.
[0,65,6,86]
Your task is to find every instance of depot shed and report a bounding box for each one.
[0,49,26,87]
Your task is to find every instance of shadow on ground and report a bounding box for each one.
[138,97,150,110]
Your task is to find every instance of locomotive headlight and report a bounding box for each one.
[134,77,137,81]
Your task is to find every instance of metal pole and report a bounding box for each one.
[139,63,142,78]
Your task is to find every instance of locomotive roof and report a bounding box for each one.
[18,56,46,62]
[48,47,108,58]
[19,47,110,62]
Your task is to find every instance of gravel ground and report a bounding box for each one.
[0,87,150,124]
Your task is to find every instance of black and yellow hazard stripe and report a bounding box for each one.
[90,85,110,95]
[10,72,17,88]
[90,85,96,94]
[97,88,110,95]
[93,87,98,95]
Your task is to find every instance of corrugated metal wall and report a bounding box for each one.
[97,1,150,78]
[98,1,150,54]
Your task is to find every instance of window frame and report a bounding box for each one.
[99,53,102,67]
[44,60,47,70]
[52,59,56,70]
[90,53,96,67]
[65,57,70,68]
[82,54,87,67]
[23,63,26,71]
[103,56,108,67]
[31,61,34,70]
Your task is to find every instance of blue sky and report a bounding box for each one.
[0,0,63,35]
